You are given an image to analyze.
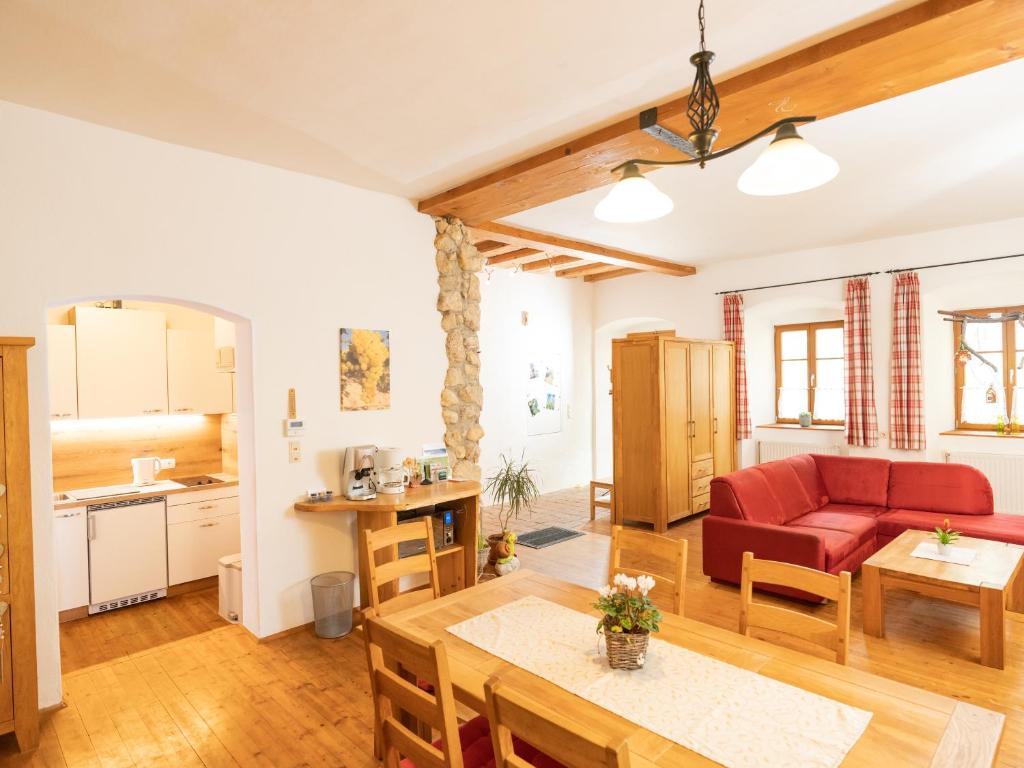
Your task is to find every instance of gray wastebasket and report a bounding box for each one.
[310,571,356,638]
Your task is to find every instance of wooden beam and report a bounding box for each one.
[473,239,508,253]
[485,248,542,267]
[556,262,622,279]
[470,222,695,277]
[584,268,641,283]
[420,0,1024,223]
[520,255,581,272]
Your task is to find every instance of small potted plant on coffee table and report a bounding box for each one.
[933,518,960,556]
[594,573,662,670]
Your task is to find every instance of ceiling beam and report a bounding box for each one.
[420,0,1024,223]
[556,262,622,279]
[519,255,581,272]
[584,268,641,283]
[469,222,695,276]
[485,248,542,266]
[473,239,508,253]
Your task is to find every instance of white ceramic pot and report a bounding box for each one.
[936,541,951,556]
[494,555,520,577]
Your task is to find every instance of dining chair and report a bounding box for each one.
[738,551,852,664]
[364,517,441,617]
[485,677,632,768]
[364,610,495,768]
[608,524,687,615]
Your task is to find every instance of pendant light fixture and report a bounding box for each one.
[594,0,839,223]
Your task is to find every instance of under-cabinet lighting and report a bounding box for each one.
[50,413,207,432]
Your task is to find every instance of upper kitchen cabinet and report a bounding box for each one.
[70,306,168,418]
[167,329,233,414]
[46,325,78,420]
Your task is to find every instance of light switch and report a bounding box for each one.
[288,441,302,463]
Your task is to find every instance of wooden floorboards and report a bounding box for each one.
[1,485,1022,765]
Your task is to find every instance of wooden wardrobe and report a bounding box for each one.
[611,331,736,533]
[0,338,38,751]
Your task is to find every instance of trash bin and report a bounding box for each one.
[218,553,242,624]
[310,571,356,639]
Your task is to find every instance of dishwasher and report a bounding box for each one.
[87,495,168,614]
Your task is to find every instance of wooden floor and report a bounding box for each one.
[2,485,1023,766]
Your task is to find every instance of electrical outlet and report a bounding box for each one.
[288,441,302,463]
[162,458,176,469]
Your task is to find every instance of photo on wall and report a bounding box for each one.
[340,328,391,411]
[526,355,561,435]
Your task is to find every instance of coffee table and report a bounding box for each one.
[862,529,1024,668]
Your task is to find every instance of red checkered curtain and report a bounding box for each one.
[844,277,879,447]
[723,293,752,439]
[890,271,925,450]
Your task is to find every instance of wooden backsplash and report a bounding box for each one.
[51,415,226,491]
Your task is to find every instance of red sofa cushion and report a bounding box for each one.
[887,462,993,516]
[812,454,891,507]
[877,509,1024,546]
[782,527,861,570]
[710,470,786,525]
[784,454,830,509]
[819,502,888,518]
[785,511,876,549]
[755,461,816,523]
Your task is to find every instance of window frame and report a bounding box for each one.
[773,320,845,426]
[952,304,1023,431]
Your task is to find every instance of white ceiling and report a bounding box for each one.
[506,58,1024,264]
[0,0,914,199]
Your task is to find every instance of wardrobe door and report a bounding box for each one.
[663,341,690,527]
[612,340,661,526]
[712,343,736,477]
[688,343,714,464]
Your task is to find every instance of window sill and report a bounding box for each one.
[940,429,1024,439]
[756,423,845,432]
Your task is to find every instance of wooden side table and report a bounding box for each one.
[862,529,1024,669]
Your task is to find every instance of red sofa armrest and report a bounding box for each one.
[702,515,827,601]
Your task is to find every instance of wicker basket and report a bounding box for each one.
[603,625,650,670]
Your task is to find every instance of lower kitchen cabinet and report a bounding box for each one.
[53,506,89,612]
[167,513,240,585]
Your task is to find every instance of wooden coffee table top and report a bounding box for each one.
[865,530,1024,590]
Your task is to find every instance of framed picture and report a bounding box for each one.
[340,328,391,411]
[526,355,561,435]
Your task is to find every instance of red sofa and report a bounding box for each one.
[702,454,1024,599]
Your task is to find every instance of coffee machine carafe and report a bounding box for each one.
[342,445,377,500]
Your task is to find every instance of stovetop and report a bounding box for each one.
[171,475,224,487]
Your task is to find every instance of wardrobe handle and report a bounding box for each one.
[714,417,718,434]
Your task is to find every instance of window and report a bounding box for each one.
[953,306,1024,430]
[774,321,845,425]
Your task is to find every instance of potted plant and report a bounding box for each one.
[798,411,812,427]
[483,453,539,575]
[933,518,960,556]
[594,573,662,670]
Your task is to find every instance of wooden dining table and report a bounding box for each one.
[385,569,1004,768]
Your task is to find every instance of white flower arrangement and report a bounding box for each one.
[594,571,662,635]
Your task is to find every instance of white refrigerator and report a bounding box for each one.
[87,495,168,613]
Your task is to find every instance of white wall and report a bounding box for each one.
[478,268,593,498]
[592,216,1024,468]
[0,101,448,707]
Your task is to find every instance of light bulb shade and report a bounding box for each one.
[737,126,839,196]
[594,165,674,223]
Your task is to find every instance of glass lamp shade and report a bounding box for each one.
[737,124,839,196]
[594,164,674,223]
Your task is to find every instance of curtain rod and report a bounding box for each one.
[715,251,1024,295]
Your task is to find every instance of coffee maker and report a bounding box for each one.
[342,445,377,500]
[375,447,410,495]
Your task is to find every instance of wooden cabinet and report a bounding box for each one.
[167,490,240,586]
[70,306,168,418]
[612,331,735,533]
[46,325,78,420]
[54,506,89,612]
[167,330,233,415]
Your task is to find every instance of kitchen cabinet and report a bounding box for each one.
[167,330,232,415]
[46,326,78,420]
[71,306,168,418]
[167,489,240,586]
[53,506,88,612]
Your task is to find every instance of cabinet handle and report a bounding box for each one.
[199,522,219,528]
[174,408,194,413]
[55,512,82,518]
[87,515,96,540]
[198,505,216,511]
[713,417,718,434]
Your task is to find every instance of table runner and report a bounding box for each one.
[447,596,871,768]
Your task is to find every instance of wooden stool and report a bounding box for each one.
[590,479,614,521]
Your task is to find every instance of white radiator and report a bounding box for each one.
[945,451,1024,515]
[756,441,842,464]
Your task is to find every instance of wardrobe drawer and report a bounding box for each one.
[691,493,711,514]
[691,459,714,481]
[691,474,713,498]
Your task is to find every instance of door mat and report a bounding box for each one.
[516,527,584,549]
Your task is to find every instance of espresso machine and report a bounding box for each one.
[342,445,377,500]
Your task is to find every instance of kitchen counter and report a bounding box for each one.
[53,473,238,510]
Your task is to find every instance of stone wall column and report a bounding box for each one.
[434,216,483,481]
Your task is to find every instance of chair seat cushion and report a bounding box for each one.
[877,510,1024,546]
[786,512,876,549]
[781,527,861,570]
[400,715,564,768]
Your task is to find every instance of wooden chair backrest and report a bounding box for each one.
[608,525,687,615]
[364,517,440,617]
[739,551,852,664]
[364,610,463,768]
[484,677,632,768]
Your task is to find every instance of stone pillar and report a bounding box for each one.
[434,216,484,481]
